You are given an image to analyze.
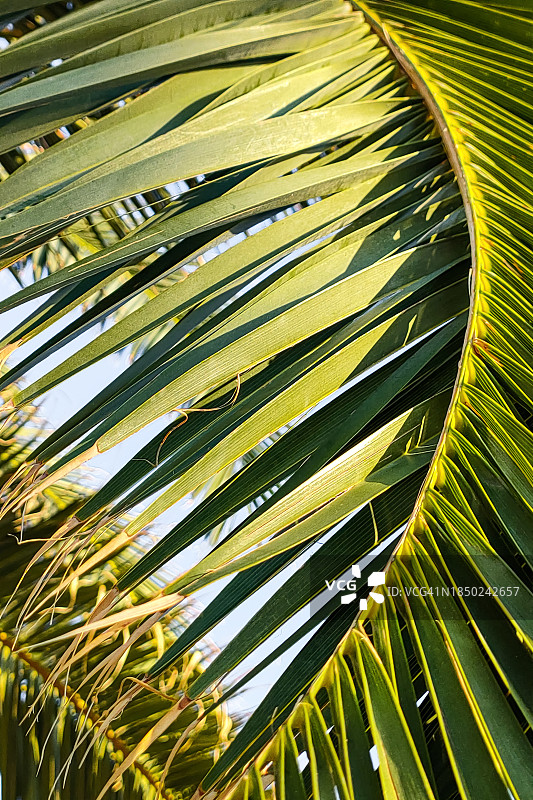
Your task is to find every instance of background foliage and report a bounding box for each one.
[0,385,233,799]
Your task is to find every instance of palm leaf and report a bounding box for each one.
[0,0,530,798]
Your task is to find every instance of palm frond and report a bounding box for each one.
[200,2,533,798]
[0,0,530,798]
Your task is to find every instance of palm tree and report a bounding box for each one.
[0,385,233,799]
[0,0,531,798]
